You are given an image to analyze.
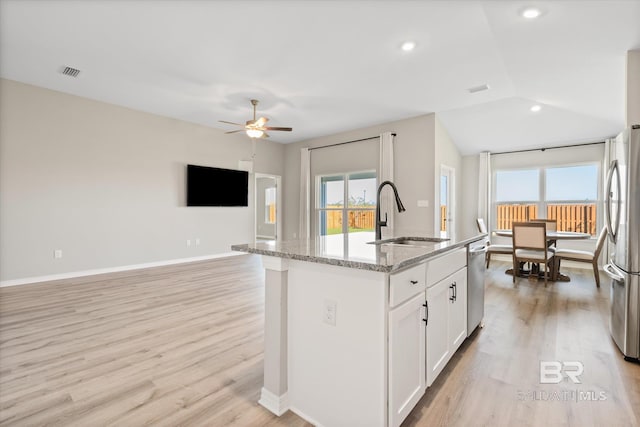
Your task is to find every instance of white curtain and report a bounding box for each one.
[379,132,395,237]
[299,147,311,239]
[477,151,491,230]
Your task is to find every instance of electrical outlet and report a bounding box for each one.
[195,238,200,246]
[186,239,191,247]
[54,249,62,259]
[323,299,337,326]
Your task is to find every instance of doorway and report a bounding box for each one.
[439,165,455,239]
[255,174,281,242]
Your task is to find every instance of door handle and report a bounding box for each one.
[603,263,625,282]
[605,160,621,243]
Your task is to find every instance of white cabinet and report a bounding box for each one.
[426,267,467,386]
[389,263,426,308]
[388,292,426,427]
[448,268,467,352]
[425,277,450,385]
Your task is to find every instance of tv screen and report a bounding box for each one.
[187,164,248,207]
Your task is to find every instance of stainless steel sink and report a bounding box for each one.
[368,236,450,248]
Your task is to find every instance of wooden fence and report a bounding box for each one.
[547,204,597,235]
[325,209,375,232]
[496,203,596,235]
[496,204,538,230]
[267,204,276,224]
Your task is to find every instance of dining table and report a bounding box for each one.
[493,229,592,282]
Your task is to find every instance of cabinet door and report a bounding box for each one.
[426,279,450,387]
[389,292,426,427]
[448,268,468,352]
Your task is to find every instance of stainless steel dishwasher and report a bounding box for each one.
[467,239,488,336]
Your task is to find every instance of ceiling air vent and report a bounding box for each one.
[62,66,81,77]
[467,84,489,94]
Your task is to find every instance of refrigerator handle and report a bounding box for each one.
[603,263,625,282]
[605,160,620,243]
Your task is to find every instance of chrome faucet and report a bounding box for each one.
[375,180,406,240]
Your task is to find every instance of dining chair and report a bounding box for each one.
[512,221,555,286]
[530,218,557,231]
[476,218,513,268]
[553,227,608,287]
[530,218,558,247]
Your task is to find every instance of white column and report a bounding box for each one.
[258,256,290,416]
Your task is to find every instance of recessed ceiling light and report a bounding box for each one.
[401,41,416,52]
[522,8,541,19]
[530,104,542,112]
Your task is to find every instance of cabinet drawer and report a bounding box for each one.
[426,248,466,288]
[389,263,426,307]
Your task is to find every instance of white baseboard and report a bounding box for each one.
[0,252,244,288]
[289,405,326,427]
[256,234,276,240]
[258,388,290,416]
[490,254,601,271]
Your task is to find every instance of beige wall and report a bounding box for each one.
[627,49,640,127]
[460,155,480,238]
[282,114,438,240]
[0,79,284,281]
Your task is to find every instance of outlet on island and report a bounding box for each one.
[323,299,337,326]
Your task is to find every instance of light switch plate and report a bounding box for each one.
[417,200,429,207]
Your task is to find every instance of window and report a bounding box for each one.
[317,171,376,236]
[494,169,540,230]
[493,164,599,235]
[265,187,276,224]
[545,165,598,235]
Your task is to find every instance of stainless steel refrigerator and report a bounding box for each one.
[604,125,640,361]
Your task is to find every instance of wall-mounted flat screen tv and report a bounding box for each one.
[187,164,248,207]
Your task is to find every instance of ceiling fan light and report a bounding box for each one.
[246,129,264,138]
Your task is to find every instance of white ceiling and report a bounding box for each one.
[1,0,639,155]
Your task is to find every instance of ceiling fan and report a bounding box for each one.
[219,99,292,139]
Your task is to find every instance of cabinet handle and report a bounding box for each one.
[449,283,455,302]
[422,302,428,325]
[453,281,457,301]
[410,280,418,285]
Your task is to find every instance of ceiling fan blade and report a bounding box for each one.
[264,126,293,132]
[219,120,243,126]
[254,117,268,127]
[225,130,244,134]
[261,132,270,138]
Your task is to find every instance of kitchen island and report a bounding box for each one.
[232,231,486,427]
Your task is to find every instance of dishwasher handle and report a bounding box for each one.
[469,245,488,255]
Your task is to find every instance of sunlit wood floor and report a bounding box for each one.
[1,256,639,426]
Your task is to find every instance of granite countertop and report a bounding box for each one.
[231,231,488,273]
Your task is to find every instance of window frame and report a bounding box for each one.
[491,161,601,237]
[315,170,377,237]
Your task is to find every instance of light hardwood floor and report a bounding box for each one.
[1,256,639,426]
